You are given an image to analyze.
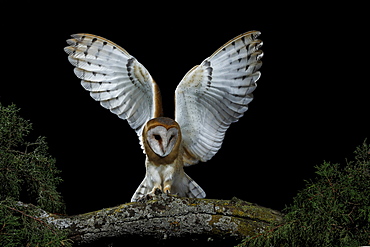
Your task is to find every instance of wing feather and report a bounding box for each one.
[175,31,263,165]
[65,33,163,146]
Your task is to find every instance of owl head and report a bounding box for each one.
[143,117,182,163]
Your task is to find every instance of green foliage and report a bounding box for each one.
[238,140,370,247]
[0,103,71,246]
[0,199,72,247]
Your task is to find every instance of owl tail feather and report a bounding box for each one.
[130,173,206,202]
[183,173,206,199]
[131,177,151,202]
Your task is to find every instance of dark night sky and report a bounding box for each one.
[1,4,368,215]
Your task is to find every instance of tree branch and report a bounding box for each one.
[37,192,283,246]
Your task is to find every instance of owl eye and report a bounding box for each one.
[154,134,161,141]
[169,135,175,142]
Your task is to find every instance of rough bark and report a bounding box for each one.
[38,191,283,246]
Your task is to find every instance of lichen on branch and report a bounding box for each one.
[40,191,283,246]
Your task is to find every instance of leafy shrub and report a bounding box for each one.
[0,103,71,246]
[238,141,370,247]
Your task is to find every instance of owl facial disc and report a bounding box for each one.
[147,126,178,157]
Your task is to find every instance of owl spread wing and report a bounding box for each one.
[175,31,263,166]
[64,34,162,142]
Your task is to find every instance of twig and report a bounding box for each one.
[5,205,56,234]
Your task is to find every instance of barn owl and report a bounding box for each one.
[64,31,263,202]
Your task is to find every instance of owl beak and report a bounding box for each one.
[158,138,169,157]
[157,146,165,157]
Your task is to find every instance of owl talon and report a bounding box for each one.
[163,185,171,195]
[142,190,159,201]
[147,188,163,197]
[154,188,163,195]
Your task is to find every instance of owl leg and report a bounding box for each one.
[163,177,174,194]
[163,184,171,194]
[150,185,163,195]
[148,177,162,195]
[146,166,163,196]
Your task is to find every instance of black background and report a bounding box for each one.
[1,3,368,215]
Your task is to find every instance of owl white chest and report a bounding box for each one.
[146,161,176,182]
